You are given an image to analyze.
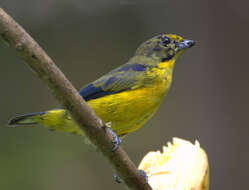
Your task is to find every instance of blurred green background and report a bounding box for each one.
[1,0,249,189]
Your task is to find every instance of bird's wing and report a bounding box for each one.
[79,63,150,101]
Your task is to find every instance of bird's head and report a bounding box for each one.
[135,34,195,62]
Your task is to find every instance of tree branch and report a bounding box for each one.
[0,8,152,190]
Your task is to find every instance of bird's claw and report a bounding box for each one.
[106,127,122,151]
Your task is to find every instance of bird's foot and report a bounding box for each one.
[113,170,148,184]
[138,169,149,183]
[114,173,122,184]
[105,123,121,151]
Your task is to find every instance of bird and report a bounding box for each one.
[8,34,195,138]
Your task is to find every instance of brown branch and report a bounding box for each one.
[0,8,152,190]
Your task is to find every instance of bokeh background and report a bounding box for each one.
[1,0,249,189]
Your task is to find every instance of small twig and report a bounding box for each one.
[0,8,152,190]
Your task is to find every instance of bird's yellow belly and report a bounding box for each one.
[88,86,165,136]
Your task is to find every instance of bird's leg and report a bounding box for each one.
[105,122,122,151]
[105,121,112,128]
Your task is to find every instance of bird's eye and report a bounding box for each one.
[162,37,170,46]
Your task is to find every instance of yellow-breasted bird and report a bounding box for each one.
[9,34,195,138]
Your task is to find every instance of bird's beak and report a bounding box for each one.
[177,39,195,50]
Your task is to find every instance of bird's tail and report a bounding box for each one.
[8,112,46,126]
[8,110,84,136]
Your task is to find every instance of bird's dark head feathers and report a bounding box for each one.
[135,34,195,62]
